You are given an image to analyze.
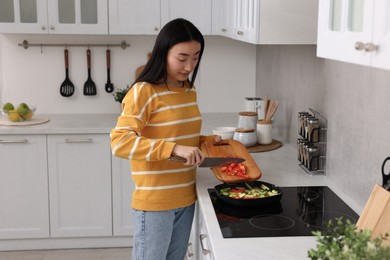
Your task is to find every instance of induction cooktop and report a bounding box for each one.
[208,186,359,238]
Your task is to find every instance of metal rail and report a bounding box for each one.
[18,40,130,50]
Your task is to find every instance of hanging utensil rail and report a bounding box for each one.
[18,40,130,50]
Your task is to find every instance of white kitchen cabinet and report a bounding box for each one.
[0,0,108,34]
[111,156,135,236]
[47,134,112,238]
[109,0,211,35]
[0,135,50,239]
[193,203,215,260]
[317,0,390,70]
[161,0,212,35]
[212,0,318,44]
[109,0,160,35]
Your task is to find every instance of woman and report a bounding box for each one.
[110,18,220,260]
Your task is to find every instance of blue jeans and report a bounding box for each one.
[131,203,195,260]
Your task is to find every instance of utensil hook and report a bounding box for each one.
[381,157,390,191]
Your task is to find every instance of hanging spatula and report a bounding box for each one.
[105,49,114,93]
[83,49,97,95]
[60,49,75,97]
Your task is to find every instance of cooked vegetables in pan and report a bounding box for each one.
[219,184,279,199]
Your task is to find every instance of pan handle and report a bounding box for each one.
[381,157,390,191]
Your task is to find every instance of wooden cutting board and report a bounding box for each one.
[356,184,390,245]
[201,139,262,183]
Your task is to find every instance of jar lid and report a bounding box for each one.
[239,111,258,117]
[298,111,310,116]
[308,118,319,123]
[235,128,255,133]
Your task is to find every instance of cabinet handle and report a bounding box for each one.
[187,242,194,257]
[237,30,244,35]
[50,26,55,30]
[221,28,227,32]
[199,234,210,255]
[65,138,93,143]
[154,27,159,31]
[0,139,28,144]
[41,25,46,30]
[354,41,365,51]
[364,42,377,52]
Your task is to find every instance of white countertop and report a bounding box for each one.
[0,114,118,134]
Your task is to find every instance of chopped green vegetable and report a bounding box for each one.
[219,185,279,199]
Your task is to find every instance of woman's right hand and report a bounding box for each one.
[171,144,205,166]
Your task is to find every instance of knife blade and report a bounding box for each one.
[168,156,245,167]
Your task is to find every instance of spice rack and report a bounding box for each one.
[297,108,327,175]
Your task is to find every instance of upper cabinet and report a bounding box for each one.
[161,0,211,35]
[212,0,318,44]
[109,0,211,35]
[0,0,108,34]
[109,0,160,35]
[317,0,390,70]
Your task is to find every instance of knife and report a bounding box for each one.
[168,156,245,167]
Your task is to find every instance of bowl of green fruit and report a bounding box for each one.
[1,102,36,122]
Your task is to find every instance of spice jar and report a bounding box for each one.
[298,112,310,135]
[233,128,257,147]
[306,118,320,143]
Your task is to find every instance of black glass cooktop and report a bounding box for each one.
[208,186,359,238]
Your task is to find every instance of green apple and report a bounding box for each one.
[17,103,30,116]
[2,102,14,112]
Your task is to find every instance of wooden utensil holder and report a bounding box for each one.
[356,184,390,245]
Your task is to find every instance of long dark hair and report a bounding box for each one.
[134,18,205,88]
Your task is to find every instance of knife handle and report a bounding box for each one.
[168,156,187,163]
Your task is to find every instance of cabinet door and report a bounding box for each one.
[212,0,234,37]
[233,0,261,44]
[112,156,135,236]
[109,0,160,35]
[47,134,112,237]
[47,0,108,34]
[161,0,212,35]
[317,0,374,66]
[0,0,48,33]
[0,135,49,239]
[371,0,390,70]
[195,204,214,260]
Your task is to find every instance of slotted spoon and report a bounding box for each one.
[83,49,97,95]
[105,49,114,93]
[60,49,75,97]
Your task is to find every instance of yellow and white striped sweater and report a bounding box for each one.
[110,81,213,211]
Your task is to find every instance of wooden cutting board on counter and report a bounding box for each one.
[356,184,390,245]
[201,139,262,183]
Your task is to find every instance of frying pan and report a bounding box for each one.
[214,181,283,207]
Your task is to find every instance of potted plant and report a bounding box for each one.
[113,85,131,103]
[308,218,390,260]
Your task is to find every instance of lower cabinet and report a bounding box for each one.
[47,134,112,237]
[0,132,135,247]
[0,135,50,239]
[192,203,215,260]
[112,156,135,236]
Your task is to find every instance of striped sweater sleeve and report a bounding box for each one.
[110,82,176,161]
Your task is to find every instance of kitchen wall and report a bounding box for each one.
[256,45,390,210]
[0,34,256,114]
